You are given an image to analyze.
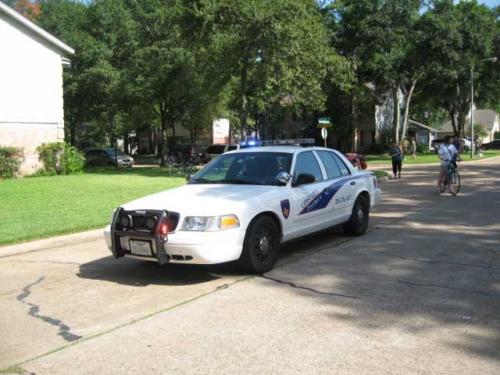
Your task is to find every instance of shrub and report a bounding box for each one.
[370,143,388,154]
[36,142,85,175]
[0,146,24,179]
[416,142,427,154]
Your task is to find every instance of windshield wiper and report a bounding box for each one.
[190,178,219,184]
[219,179,265,185]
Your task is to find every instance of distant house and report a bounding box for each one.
[407,120,439,150]
[439,109,499,143]
[0,2,74,174]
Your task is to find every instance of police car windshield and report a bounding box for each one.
[190,152,292,186]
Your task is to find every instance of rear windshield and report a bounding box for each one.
[105,149,125,156]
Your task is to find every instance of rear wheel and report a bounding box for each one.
[439,177,447,193]
[238,216,280,274]
[343,195,369,236]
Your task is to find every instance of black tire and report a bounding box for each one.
[238,216,280,274]
[343,195,370,236]
[448,170,460,196]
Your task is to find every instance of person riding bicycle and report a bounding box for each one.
[437,136,460,193]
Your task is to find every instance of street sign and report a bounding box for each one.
[317,116,332,128]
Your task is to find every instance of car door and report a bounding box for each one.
[289,151,331,236]
[316,150,358,222]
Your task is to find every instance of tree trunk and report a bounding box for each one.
[400,80,417,141]
[239,51,250,139]
[447,106,458,137]
[123,132,129,154]
[158,102,167,165]
[457,112,466,139]
[393,88,401,144]
[171,120,176,146]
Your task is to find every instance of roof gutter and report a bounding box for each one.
[0,2,74,56]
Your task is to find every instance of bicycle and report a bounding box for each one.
[439,162,460,196]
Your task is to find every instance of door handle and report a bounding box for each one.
[350,181,356,186]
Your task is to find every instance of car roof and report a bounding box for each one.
[228,145,340,155]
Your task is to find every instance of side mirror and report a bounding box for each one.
[277,171,292,185]
[186,174,193,181]
[293,173,315,187]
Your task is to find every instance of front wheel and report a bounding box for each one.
[343,195,370,236]
[238,216,280,274]
[448,170,460,196]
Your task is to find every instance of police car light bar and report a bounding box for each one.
[261,138,315,146]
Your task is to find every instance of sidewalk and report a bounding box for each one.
[0,228,104,259]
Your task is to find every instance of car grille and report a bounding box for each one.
[115,210,180,233]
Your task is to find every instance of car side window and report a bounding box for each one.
[317,151,343,179]
[293,151,323,184]
[332,153,350,176]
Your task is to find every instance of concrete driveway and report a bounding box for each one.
[1,159,499,374]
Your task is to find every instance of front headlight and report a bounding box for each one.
[182,214,239,231]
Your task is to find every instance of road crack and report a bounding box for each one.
[17,276,81,342]
[260,275,357,300]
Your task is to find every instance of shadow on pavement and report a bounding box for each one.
[265,161,500,362]
[76,256,236,286]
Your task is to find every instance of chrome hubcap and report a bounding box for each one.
[259,236,270,254]
[357,208,364,222]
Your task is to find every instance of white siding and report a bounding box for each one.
[0,13,65,174]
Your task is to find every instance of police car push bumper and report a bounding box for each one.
[108,208,171,265]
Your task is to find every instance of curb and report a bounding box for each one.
[0,228,105,259]
[368,155,500,171]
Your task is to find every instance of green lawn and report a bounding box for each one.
[366,150,500,165]
[0,168,185,246]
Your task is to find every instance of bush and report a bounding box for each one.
[370,143,388,154]
[36,142,85,175]
[416,142,427,154]
[0,146,24,179]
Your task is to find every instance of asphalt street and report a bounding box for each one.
[1,158,499,374]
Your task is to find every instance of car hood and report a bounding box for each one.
[121,184,280,216]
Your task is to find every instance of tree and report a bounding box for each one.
[416,0,497,138]
[187,0,345,139]
[1,0,41,21]
[328,0,422,146]
[37,0,108,147]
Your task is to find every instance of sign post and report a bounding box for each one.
[321,127,328,147]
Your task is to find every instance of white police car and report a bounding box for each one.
[104,139,381,273]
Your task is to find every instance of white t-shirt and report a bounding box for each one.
[438,143,458,165]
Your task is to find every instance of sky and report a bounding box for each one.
[465,0,499,7]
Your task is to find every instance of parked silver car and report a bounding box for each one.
[86,148,134,167]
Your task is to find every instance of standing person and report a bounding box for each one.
[402,138,409,155]
[345,152,362,170]
[409,137,417,159]
[389,142,403,179]
[437,135,459,193]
